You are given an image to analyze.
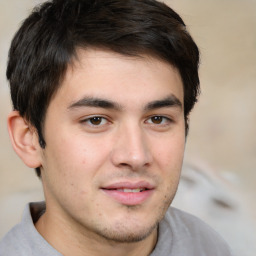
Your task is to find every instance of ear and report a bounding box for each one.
[7,111,42,168]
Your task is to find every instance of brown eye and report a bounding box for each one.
[89,117,104,125]
[81,116,108,127]
[146,116,172,126]
[150,116,163,124]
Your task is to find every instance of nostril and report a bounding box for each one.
[120,163,130,167]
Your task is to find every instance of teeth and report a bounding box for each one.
[117,188,144,193]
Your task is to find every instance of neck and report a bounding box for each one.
[35,210,158,256]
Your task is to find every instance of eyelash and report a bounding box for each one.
[146,116,172,125]
[80,116,109,127]
[80,115,172,128]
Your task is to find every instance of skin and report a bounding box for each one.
[9,48,186,256]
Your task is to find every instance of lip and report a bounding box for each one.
[101,181,155,206]
[103,181,155,190]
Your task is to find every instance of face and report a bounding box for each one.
[38,49,185,243]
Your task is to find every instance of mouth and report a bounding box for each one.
[101,181,154,205]
[113,188,148,193]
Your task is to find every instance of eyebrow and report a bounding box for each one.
[68,97,122,110]
[68,94,182,111]
[144,95,182,111]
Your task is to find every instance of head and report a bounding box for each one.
[7,0,200,177]
[7,0,200,251]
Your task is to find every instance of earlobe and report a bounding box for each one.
[7,111,42,168]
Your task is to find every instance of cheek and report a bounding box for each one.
[43,134,112,192]
[48,134,106,167]
[154,134,185,169]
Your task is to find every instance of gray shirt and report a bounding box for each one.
[0,202,233,256]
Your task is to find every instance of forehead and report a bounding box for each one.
[50,48,184,109]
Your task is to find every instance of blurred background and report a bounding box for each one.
[0,0,255,255]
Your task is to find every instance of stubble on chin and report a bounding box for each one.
[90,190,174,244]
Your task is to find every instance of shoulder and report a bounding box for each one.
[0,202,61,256]
[0,203,38,256]
[152,207,234,256]
[167,207,233,252]
[0,223,31,256]
[165,206,220,235]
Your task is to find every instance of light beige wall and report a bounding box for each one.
[0,0,255,243]
[170,0,256,198]
[0,0,44,197]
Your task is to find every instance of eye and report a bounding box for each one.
[146,116,171,125]
[81,116,108,126]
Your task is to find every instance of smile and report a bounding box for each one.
[101,181,154,205]
[116,188,146,192]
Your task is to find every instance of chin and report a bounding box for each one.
[89,210,161,244]
[89,192,173,243]
[95,222,158,243]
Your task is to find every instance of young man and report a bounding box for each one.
[0,0,233,255]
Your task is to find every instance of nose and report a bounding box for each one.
[110,123,153,171]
